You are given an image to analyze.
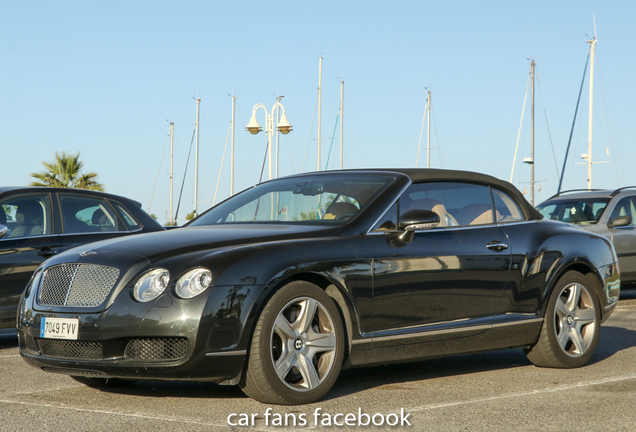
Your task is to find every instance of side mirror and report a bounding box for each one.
[609,215,632,228]
[397,209,440,243]
[0,224,7,239]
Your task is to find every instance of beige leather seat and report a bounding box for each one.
[10,202,43,237]
[457,204,497,225]
[323,202,358,220]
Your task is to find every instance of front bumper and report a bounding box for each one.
[17,280,258,383]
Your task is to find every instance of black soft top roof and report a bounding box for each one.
[290,168,543,221]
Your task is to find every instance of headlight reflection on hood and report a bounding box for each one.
[134,268,170,302]
[175,268,212,299]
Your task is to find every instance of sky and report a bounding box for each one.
[1,1,635,225]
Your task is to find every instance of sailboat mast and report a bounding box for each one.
[426,91,431,169]
[317,57,322,171]
[231,96,236,195]
[340,80,344,170]
[169,122,174,225]
[587,37,596,190]
[531,60,535,206]
[194,97,201,216]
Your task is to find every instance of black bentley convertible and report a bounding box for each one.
[18,169,620,404]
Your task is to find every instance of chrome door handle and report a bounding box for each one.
[36,248,58,257]
[486,241,508,252]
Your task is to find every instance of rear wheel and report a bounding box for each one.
[240,281,344,405]
[526,271,601,368]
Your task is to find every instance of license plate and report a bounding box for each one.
[40,318,79,340]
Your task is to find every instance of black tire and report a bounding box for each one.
[240,281,345,405]
[525,270,601,368]
[70,376,136,388]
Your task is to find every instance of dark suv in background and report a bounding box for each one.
[537,187,636,285]
[0,187,164,331]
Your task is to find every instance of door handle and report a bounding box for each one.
[486,241,508,252]
[36,248,58,257]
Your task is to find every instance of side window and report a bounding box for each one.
[0,194,51,238]
[492,189,525,223]
[609,197,636,227]
[113,203,141,231]
[399,182,494,227]
[59,195,122,234]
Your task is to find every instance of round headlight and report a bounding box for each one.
[134,268,170,302]
[175,268,212,299]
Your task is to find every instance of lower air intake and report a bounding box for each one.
[38,339,103,360]
[124,338,188,361]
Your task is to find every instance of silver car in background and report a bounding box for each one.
[537,187,636,285]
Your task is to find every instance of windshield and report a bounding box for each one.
[189,174,394,227]
[536,198,610,225]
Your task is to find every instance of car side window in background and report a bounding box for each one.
[59,195,122,234]
[492,189,525,223]
[113,203,141,231]
[609,197,636,227]
[0,195,51,238]
[400,182,495,227]
[538,203,558,220]
[536,199,609,224]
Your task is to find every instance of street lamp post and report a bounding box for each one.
[245,102,292,180]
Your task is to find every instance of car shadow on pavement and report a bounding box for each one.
[325,348,533,402]
[93,379,247,400]
[590,325,636,365]
[619,288,636,300]
[322,324,636,402]
[91,349,534,402]
[0,333,18,351]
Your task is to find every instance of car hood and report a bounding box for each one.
[57,224,342,263]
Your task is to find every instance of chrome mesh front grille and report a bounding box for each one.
[40,264,77,306]
[37,339,103,359]
[39,264,120,308]
[124,338,188,361]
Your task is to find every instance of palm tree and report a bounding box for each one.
[30,151,104,191]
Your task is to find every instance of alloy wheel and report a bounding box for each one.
[270,297,337,392]
[554,282,597,357]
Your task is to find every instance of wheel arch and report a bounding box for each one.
[241,271,357,367]
[544,259,605,319]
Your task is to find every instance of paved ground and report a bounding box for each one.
[2,292,636,431]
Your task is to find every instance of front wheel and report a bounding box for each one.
[525,271,601,368]
[240,281,345,405]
